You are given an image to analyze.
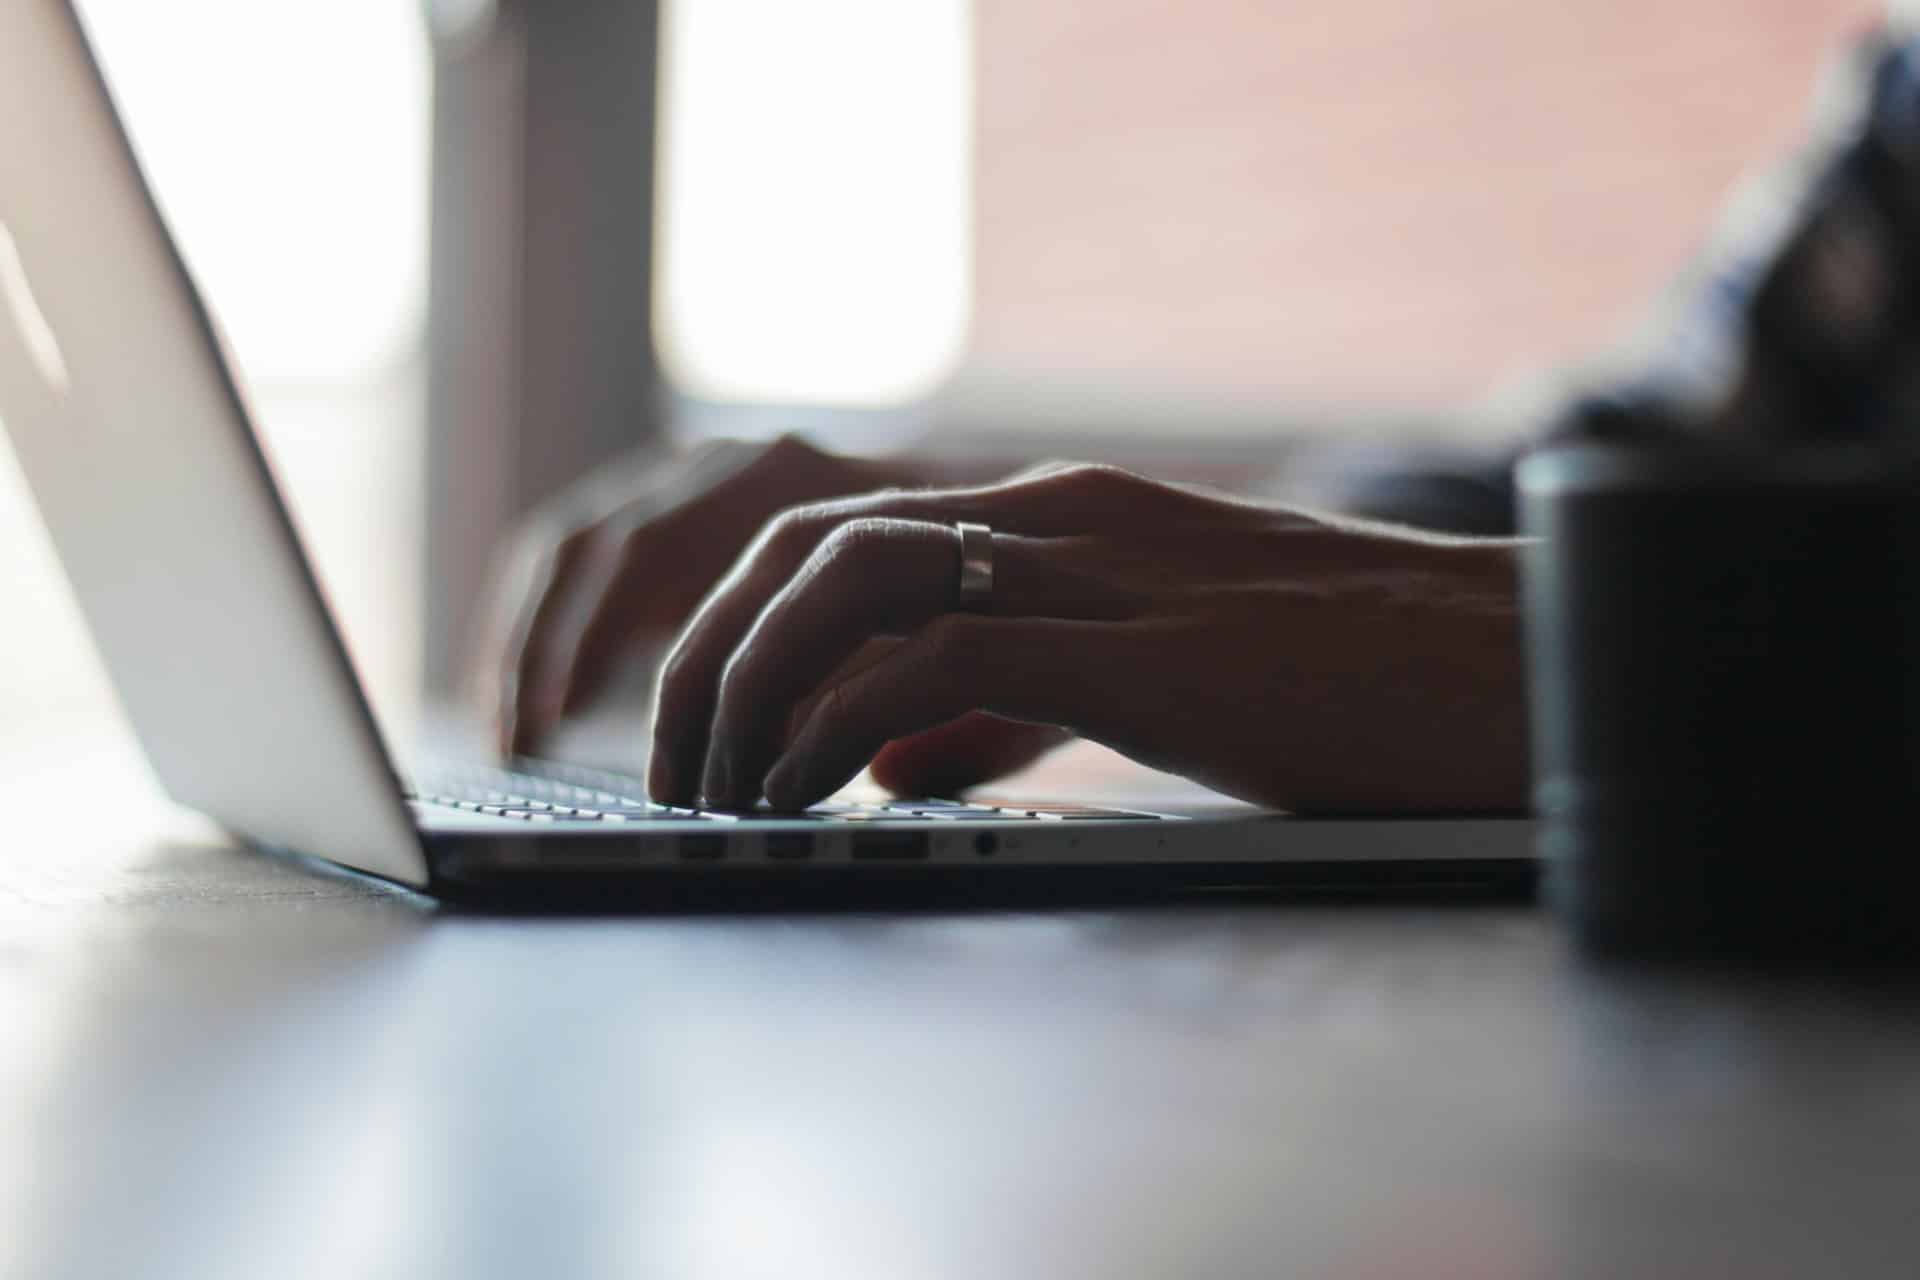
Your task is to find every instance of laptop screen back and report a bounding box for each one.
[0,0,426,885]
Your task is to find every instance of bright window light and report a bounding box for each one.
[655,0,973,407]
[72,0,431,382]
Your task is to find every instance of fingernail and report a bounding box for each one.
[700,754,730,808]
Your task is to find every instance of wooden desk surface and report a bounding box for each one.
[3,723,1917,1280]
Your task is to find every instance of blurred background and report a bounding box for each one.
[0,0,1884,751]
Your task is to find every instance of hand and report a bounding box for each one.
[480,434,1057,791]
[649,464,1530,813]
[481,434,894,755]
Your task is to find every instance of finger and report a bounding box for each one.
[694,517,954,805]
[782,635,903,744]
[867,713,1073,797]
[546,524,671,722]
[499,525,607,757]
[484,456,689,754]
[645,494,1008,802]
[699,520,1134,806]
[645,465,1162,804]
[646,516,811,803]
[506,442,790,749]
[761,614,1126,809]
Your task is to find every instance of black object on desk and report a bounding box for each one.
[1519,439,1920,966]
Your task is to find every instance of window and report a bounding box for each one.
[652,0,1882,445]
[654,0,973,409]
[965,0,1884,436]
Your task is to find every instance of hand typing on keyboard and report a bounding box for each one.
[491,451,1528,814]
[644,465,1529,813]
[484,434,1069,800]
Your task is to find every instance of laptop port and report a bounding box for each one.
[678,834,727,861]
[850,830,928,860]
[763,832,813,860]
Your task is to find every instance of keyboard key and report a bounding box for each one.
[422,761,1183,828]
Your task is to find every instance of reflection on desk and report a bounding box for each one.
[2,721,1917,1279]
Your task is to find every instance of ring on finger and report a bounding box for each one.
[956,521,993,613]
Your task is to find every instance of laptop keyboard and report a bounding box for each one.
[405,760,1162,825]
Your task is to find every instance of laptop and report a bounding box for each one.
[0,0,1532,905]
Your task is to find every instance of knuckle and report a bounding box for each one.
[815,516,900,566]
[553,522,600,557]
[763,503,830,556]
[655,643,699,702]
[614,515,659,556]
[508,523,583,591]
[826,514,896,546]
[1011,461,1136,500]
[1058,462,1134,494]
[767,431,822,463]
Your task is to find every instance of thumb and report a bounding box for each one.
[868,713,1072,797]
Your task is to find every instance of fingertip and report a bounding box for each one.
[761,759,804,812]
[508,715,538,761]
[866,743,930,795]
[698,750,733,810]
[866,722,988,794]
[508,699,557,761]
[554,646,603,719]
[644,713,689,803]
[646,755,677,805]
[767,744,864,812]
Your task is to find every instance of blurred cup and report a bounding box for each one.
[1518,439,1920,967]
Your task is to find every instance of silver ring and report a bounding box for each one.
[956,521,993,613]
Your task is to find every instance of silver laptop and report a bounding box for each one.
[0,0,1531,904]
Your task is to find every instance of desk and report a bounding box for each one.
[2,723,1916,1279]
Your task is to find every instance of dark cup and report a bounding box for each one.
[1517,440,1920,966]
